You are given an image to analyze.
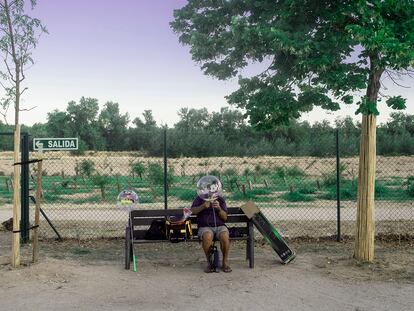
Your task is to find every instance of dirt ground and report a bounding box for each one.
[0,231,413,311]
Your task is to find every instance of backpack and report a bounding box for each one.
[144,219,167,240]
[165,216,193,243]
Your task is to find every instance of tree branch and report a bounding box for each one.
[0,104,9,124]
[385,70,410,89]
[19,58,25,82]
[19,105,37,112]
[3,59,16,82]
[19,86,28,96]
[0,80,11,90]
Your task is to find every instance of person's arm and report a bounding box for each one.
[191,200,210,215]
[212,200,227,221]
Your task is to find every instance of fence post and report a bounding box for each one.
[336,128,341,242]
[20,132,30,244]
[163,128,168,210]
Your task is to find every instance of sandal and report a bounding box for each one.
[222,265,232,273]
[204,264,215,273]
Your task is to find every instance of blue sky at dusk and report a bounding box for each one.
[11,0,414,127]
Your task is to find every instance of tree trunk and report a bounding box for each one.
[354,58,383,262]
[354,114,376,261]
[11,124,21,267]
[4,0,23,267]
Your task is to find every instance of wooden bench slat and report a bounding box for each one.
[131,214,249,226]
[131,237,249,243]
[130,207,243,217]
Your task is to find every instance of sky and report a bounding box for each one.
[3,0,414,127]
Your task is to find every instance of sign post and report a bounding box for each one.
[33,138,78,151]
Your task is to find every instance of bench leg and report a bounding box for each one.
[248,221,254,268]
[125,226,131,270]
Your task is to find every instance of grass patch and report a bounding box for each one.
[172,188,196,201]
[250,188,273,195]
[318,180,412,201]
[320,188,353,201]
[280,191,315,202]
[68,196,103,204]
[382,177,404,187]
[72,247,91,255]
[138,195,154,204]
[231,190,273,202]
[297,183,317,194]
[274,165,306,178]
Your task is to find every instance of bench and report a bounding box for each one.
[125,207,254,270]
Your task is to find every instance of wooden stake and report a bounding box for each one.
[11,124,21,267]
[354,115,376,262]
[248,180,253,190]
[32,150,43,263]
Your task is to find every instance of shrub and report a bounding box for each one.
[298,184,317,194]
[320,182,357,200]
[243,168,252,177]
[147,163,164,185]
[92,173,110,200]
[285,166,305,177]
[321,172,337,187]
[405,176,414,197]
[61,179,71,188]
[147,163,175,189]
[274,166,286,179]
[223,168,237,177]
[78,159,95,178]
[208,169,221,178]
[130,162,145,179]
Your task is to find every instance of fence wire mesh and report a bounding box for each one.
[0,130,413,239]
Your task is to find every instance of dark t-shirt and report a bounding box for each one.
[191,196,228,228]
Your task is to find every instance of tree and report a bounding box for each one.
[172,0,414,261]
[129,110,160,152]
[98,101,129,151]
[141,109,157,129]
[78,159,95,179]
[130,161,145,179]
[207,107,246,141]
[175,107,210,132]
[66,97,104,150]
[46,109,71,137]
[0,0,46,267]
[92,173,109,200]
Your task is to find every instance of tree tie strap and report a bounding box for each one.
[12,225,39,233]
[13,159,43,166]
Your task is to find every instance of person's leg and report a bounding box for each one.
[200,228,214,272]
[218,227,231,272]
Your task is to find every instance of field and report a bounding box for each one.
[1,152,414,239]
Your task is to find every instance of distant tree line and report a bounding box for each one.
[0,97,413,157]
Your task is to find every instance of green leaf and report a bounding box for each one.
[355,97,380,116]
[386,96,407,110]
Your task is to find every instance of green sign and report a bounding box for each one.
[33,138,78,151]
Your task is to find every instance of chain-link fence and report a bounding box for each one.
[0,130,413,239]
